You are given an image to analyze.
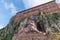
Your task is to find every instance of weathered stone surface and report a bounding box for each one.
[12,1,60,40]
[13,1,60,21]
[12,20,47,40]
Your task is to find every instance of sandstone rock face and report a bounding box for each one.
[12,20,47,40]
[0,1,60,40]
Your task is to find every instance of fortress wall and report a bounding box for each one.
[13,1,60,21]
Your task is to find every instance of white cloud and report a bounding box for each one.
[22,0,53,9]
[0,1,17,28]
[4,2,17,16]
[0,25,4,29]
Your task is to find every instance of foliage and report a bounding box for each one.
[47,32,60,40]
[0,12,60,40]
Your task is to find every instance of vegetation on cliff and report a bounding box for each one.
[0,12,60,40]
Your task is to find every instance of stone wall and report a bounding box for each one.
[13,1,60,21]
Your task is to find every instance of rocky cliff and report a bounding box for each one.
[0,11,60,40]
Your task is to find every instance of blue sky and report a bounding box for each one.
[0,0,60,29]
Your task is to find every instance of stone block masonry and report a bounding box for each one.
[13,1,60,21]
